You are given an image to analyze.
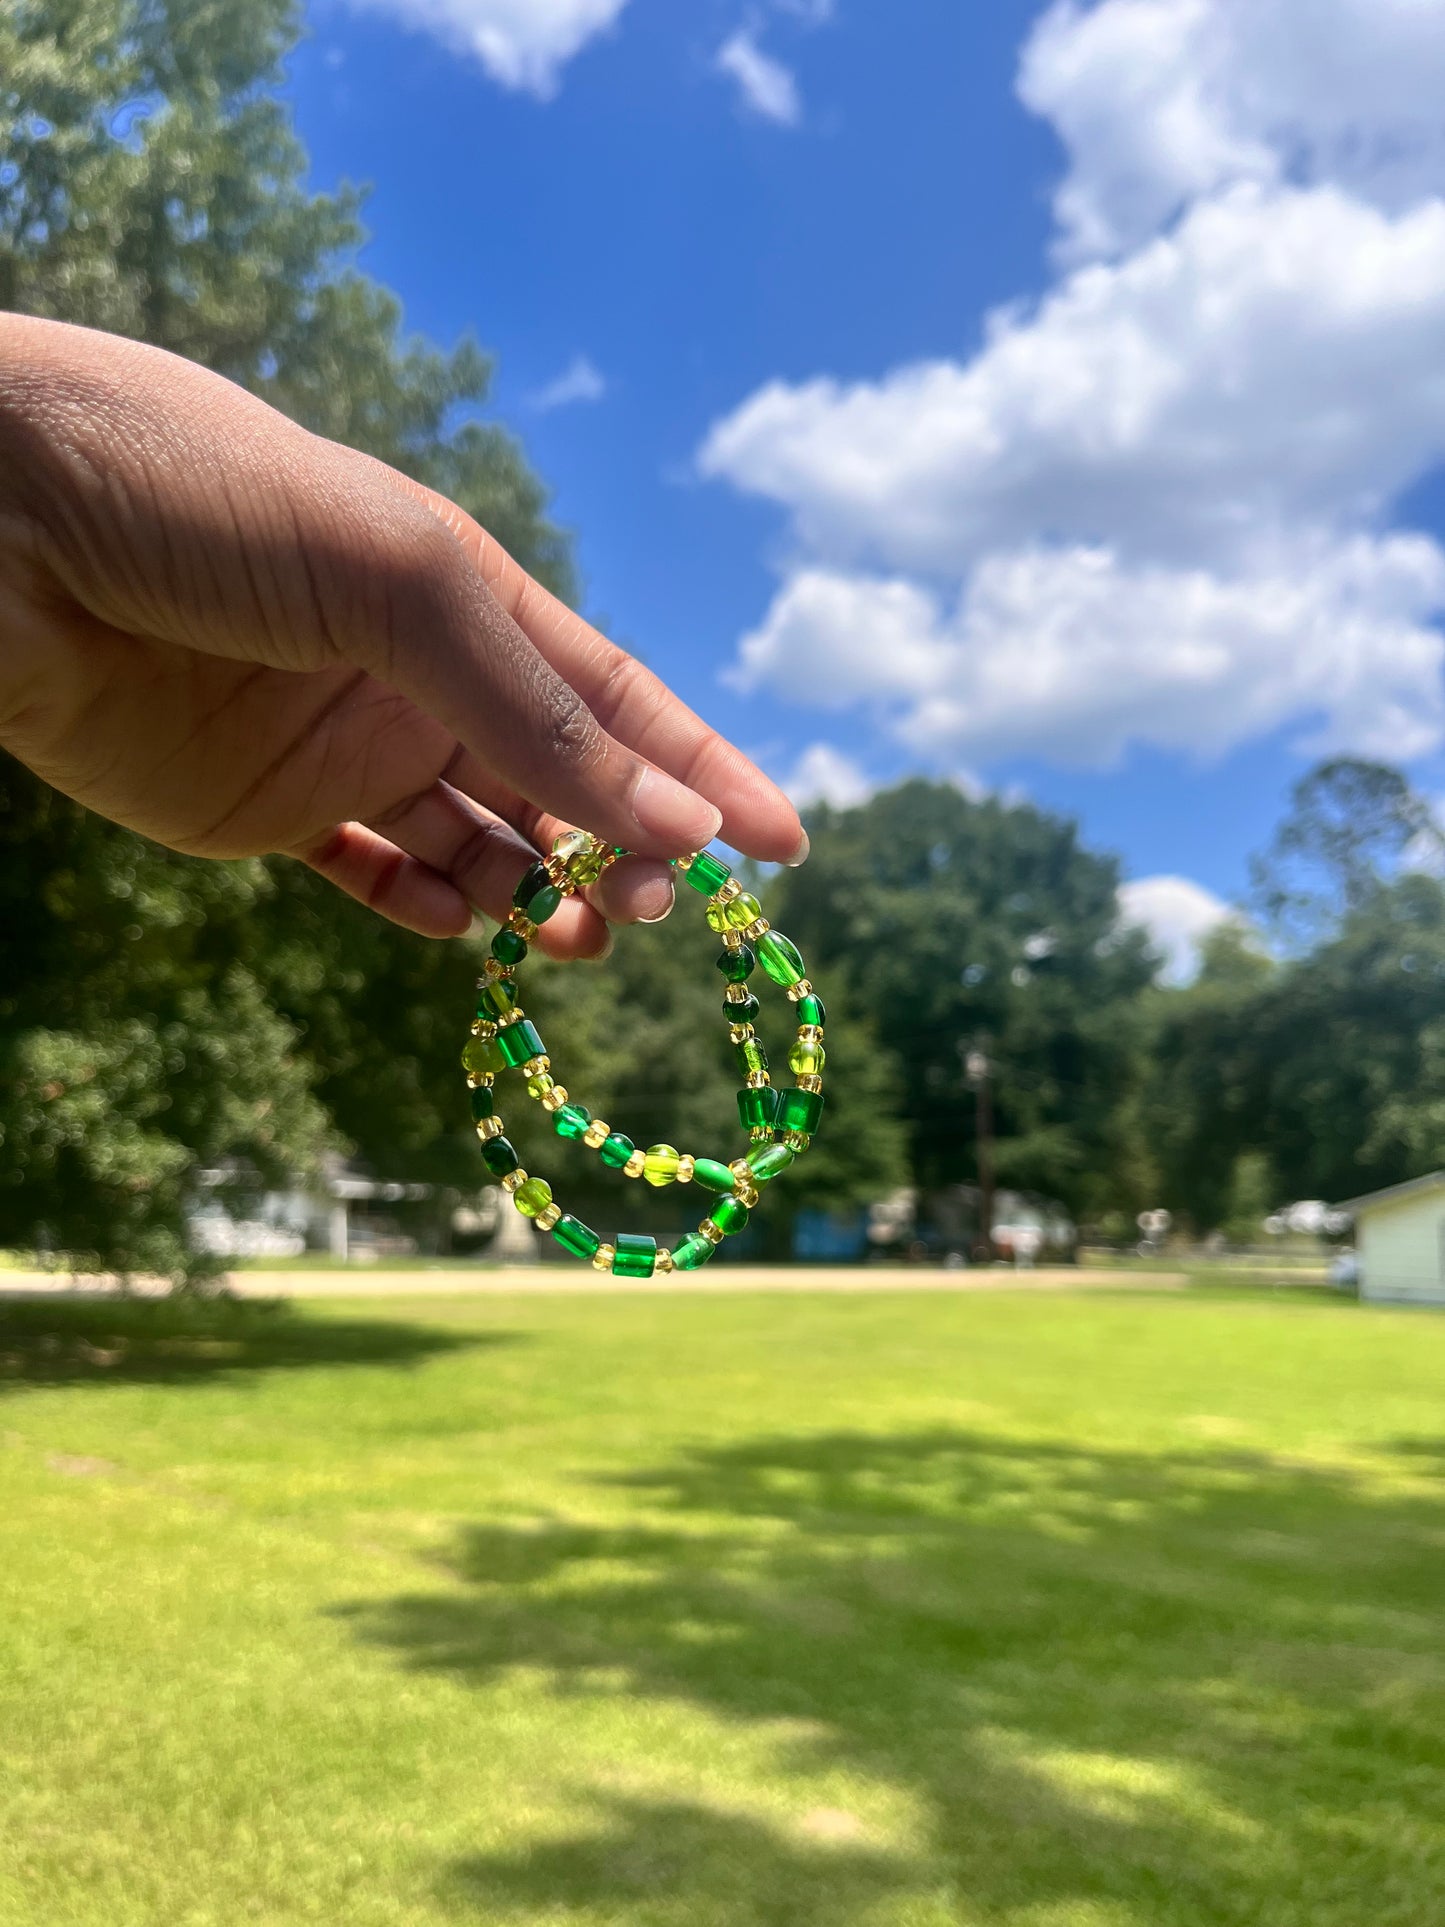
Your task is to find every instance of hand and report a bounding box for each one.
[0,314,806,957]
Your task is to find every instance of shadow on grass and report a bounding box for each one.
[0,1293,504,1391]
[344,1428,1445,1927]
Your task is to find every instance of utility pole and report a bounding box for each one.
[964,1045,995,1262]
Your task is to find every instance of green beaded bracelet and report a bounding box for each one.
[463,832,826,1276]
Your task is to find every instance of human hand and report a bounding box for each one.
[0,314,806,956]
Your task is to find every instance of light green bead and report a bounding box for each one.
[705,900,730,933]
[788,1039,826,1076]
[643,1143,682,1187]
[514,1177,553,1219]
[725,891,762,929]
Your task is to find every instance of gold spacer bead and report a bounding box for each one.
[470,1018,485,1036]
[676,1155,695,1184]
[535,1202,562,1232]
[543,853,571,891]
[466,1071,488,1089]
[787,979,813,1002]
[582,1119,610,1149]
[507,911,538,941]
[745,1070,772,1090]
[541,1084,568,1113]
[497,1008,526,1027]
[736,1182,760,1208]
[655,1247,674,1273]
[728,1158,752,1180]
[623,1149,647,1179]
[716,879,742,905]
[676,852,701,871]
[728,1022,755,1045]
[501,1169,527,1193]
[522,1055,550,1077]
[796,1074,824,1094]
[784,1130,811,1153]
[723,929,745,951]
[475,1116,504,1142]
[749,1125,772,1142]
[724,982,751,1003]
[797,1025,823,1044]
[742,917,770,941]
[699,1220,726,1245]
[592,1242,617,1272]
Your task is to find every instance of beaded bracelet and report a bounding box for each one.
[461,832,826,1277]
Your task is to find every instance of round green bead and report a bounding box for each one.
[788,1039,826,1076]
[598,1131,635,1169]
[692,1158,739,1195]
[705,901,730,933]
[757,930,806,988]
[796,993,826,1028]
[514,1176,552,1219]
[717,945,755,982]
[491,928,528,966]
[708,1195,751,1237]
[746,1142,795,1184]
[463,1033,505,1076]
[725,892,762,930]
[554,1103,592,1141]
[671,1232,715,1271]
[724,992,761,1024]
[643,1143,682,1187]
[553,829,609,887]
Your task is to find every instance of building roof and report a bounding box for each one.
[1340,1172,1445,1215]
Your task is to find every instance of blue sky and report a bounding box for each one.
[287,0,1445,973]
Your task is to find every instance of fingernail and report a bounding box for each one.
[632,767,723,851]
[468,913,490,938]
[784,829,811,867]
[636,879,676,924]
[585,930,615,962]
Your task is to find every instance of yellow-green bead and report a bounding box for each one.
[788,1039,826,1077]
[462,1033,504,1076]
[643,1143,682,1187]
[514,1176,553,1219]
[705,900,730,933]
[725,891,762,929]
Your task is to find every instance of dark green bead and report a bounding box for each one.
[777,1087,824,1136]
[737,1086,780,1131]
[480,1136,519,1177]
[469,1085,497,1122]
[684,850,732,895]
[612,1232,657,1279]
[512,860,550,909]
[692,1157,738,1195]
[733,1038,769,1078]
[757,930,807,988]
[497,1019,545,1068]
[598,1131,635,1169]
[796,993,826,1029]
[554,1103,592,1141]
[526,882,563,924]
[717,944,755,982]
[724,992,761,1024]
[491,928,528,966]
[747,1142,795,1183]
[553,1214,601,1259]
[477,977,520,1021]
[708,1195,750,1237]
[671,1232,715,1271]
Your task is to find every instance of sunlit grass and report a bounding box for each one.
[2,1284,1443,1925]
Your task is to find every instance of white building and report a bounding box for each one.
[1343,1173,1445,1306]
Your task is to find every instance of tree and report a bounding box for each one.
[0,0,573,1278]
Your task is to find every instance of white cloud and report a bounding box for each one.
[530,353,607,411]
[343,0,629,96]
[716,28,801,125]
[777,742,877,810]
[1117,873,1234,982]
[1020,0,1445,261]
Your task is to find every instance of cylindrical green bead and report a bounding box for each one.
[737,1086,780,1131]
[746,1142,796,1183]
[705,901,730,933]
[463,1033,506,1076]
[724,991,761,1024]
[757,930,807,987]
[480,1136,520,1177]
[684,850,732,895]
[612,1232,657,1279]
[734,1038,769,1078]
[553,1214,601,1259]
[497,1019,545,1068]
[671,1232,715,1271]
[796,993,826,1029]
[708,1195,751,1236]
[477,977,520,1021]
[491,928,528,966]
[643,1144,682,1187]
[514,1176,552,1219]
[717,945,755,982]
[691,1158,738,1195]
[777,1087,825,1136]
[788,1039,826,1076]
[554,1103,592,1141]
[725,892,762,929]
[598,1131,635,1169]
[468,1084,497,1122]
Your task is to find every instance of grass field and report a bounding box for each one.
[2,1283,1444,1926]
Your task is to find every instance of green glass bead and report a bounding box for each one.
[514,1176,552,1219]
[747,1142,796,1183]
[724,991,761,1024]
[463,1033,506,1076]
[708,1195,751,1237]
[553,1214,601,1259]
[553,829,609,887]
[671,1232,715,1271]
[477,977,519,1021]
[725,891,762,930]
[554,1103,592,1141]
[480,1136,520,1178]
[598,1131,635,1169]
[796,993,826,1029]
[777,1087,825,1136]
[468,1084,497,1122]
[737,1086,780,1131]
[612,1232,657,1279]
[757,930,807,988]
[497,1019,545,1068]
[528,884,562,924]
[705,900,730,934]
[733,1038,769,1078]
[512,860,551,909]
[692,1157,738,1195]
[788,1039,826,1077]
[717,945,755,982]
[643,1143,682,1187]
[684,850,732,895]
[525,1070,554,1100]
[491,928,528,966]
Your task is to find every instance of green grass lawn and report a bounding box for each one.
[2,1284,1444,1926]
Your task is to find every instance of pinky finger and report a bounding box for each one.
[288,823,473,938]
